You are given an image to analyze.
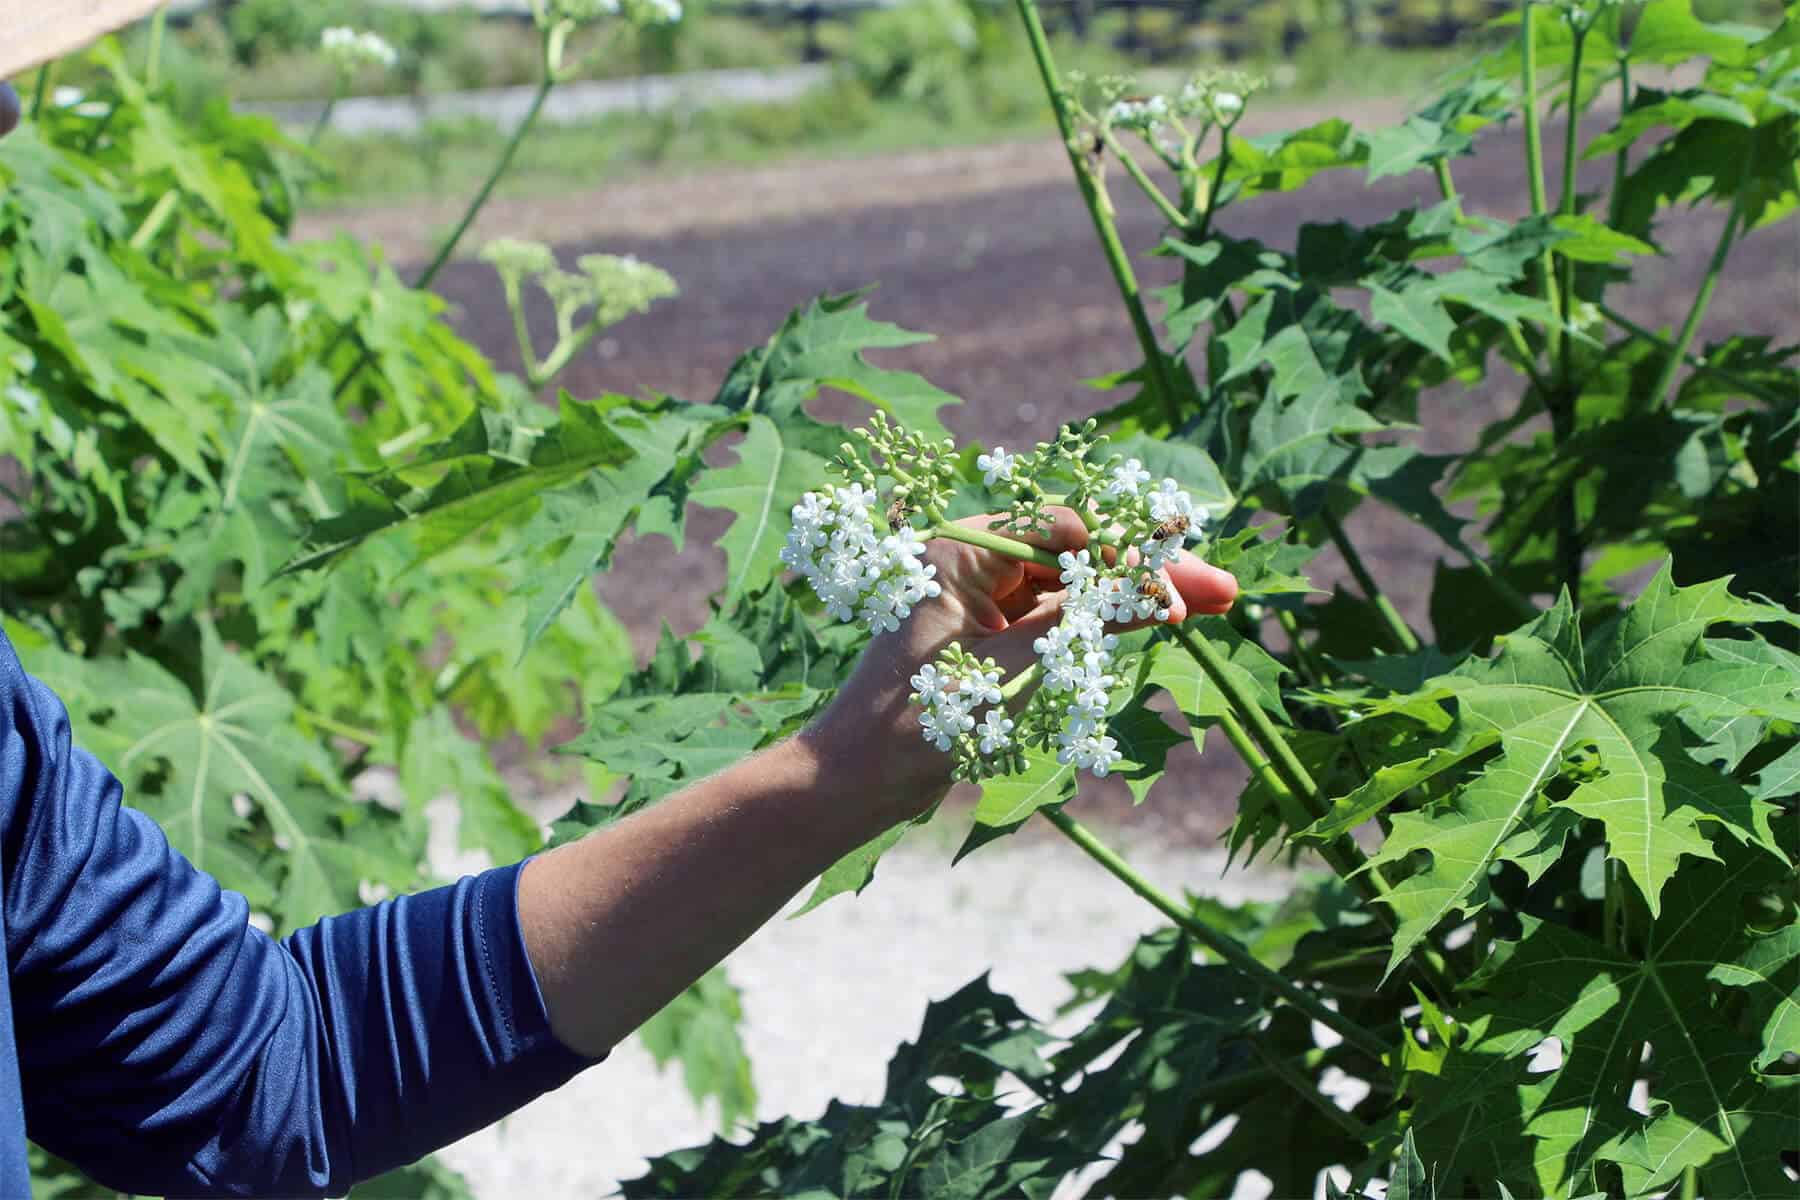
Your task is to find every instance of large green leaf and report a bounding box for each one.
[1406,848,1800,1197]
[1362,568,1798,977]
[688,412,837,602]
[284,395,641,574]
[47,625,408,929]
[717,293,961,436]
[638,967,758,1133]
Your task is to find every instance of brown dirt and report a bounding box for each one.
[312,102,1800,849]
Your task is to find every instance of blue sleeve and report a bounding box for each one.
[1,646,603,1196]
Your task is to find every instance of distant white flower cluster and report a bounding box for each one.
[634,0,685,24]
[1107,95,1172,131]
[547,0,683,26]
[320,27,398,72]
[781,485,942,635]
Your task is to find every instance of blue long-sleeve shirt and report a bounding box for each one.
[0,630,601,1196]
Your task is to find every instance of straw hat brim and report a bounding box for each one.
[3,1,171,81]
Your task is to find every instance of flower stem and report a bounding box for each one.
[332,72,556,401]
[1010,0,1183,431]
[307,93,339,148]
[1041,807,1390,1061]
[1432,159,1463,221]
[927,521,1061,571]
[1102,129,1190,231]
[1644,186,1746,410]
[1322,512,1420,653]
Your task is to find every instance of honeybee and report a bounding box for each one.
[1140,578,1172,610]
[886,497,915,529]
[1152,515,1191,542]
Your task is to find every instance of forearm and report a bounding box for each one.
[518,729,915,1058]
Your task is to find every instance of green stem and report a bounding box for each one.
[927,520,1061,571]
[1643,189,1746,410]
[333,72,556,401]
[1010,0,1183,431]
[1430,160,1555,402]
[1607,46,1633,230]
[1250,1040,1371,1141]
[1041,808,1390,1061]
[1193,121,1235,243]
[1322,512,1420,653]
[146,4,169,91]
[1595,302,1785,405]
[1103,129,1189,230]
[297,707,383,747]
[307,94,339,149]
[1215,708,1307,831]
[129,189,180,251]
[1520,1,1562,362]
[30,65,52,120]
[1274,608,1331,688]
[414,75,553,291]
[1432,159,1463,221]
[1556,27,1586,393]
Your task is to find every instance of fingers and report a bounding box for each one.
[954,506,1092,585]
[1167,549,1238,616]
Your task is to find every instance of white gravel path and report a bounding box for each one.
[431,817,1300,1198]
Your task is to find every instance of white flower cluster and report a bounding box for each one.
[910,661,1013,753]
[1035,552,1125,777]
[633,0,685,24]
[1107,94,1172,130]
[781,485,942,635]
[320,27,398,72]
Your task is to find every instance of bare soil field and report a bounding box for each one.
[310,103,1799,848]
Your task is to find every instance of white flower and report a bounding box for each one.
[1107,95,1173,130]
[231,792,254,820]
[1104,458,1151,499]
[1213,91,1244,117]
[919,705,973,751]
[910,663,949,706]
[248,912,275,935]
[1058,549,1098,592]
[1057,729,1122,777]
[358,879,392,906]
[1148,478,1200,530]
[977,710,1015,756]
[977,447,1017,487]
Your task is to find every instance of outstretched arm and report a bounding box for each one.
[518,509,1236,1057]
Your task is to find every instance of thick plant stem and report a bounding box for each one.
[307,95,339,148]
[1432,160,1463,221]
[1521,1,1561,362]
[1215,708,1307,829]
[1556,27,1586,392]
[1041,808,1390,1061]
[928,521,1061,571]
[332,74,555,400]
[1011,0,1183,430]
[1166,625,1383,900]
[1608,57,1633,229]
[1644,191,1745,410]
[1323,512,1420,653]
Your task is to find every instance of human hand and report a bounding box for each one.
[799,506,1237,823]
